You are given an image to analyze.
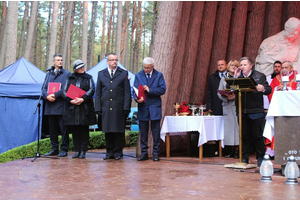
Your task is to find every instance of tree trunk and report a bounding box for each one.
[177,2,205,103]
[101,1,107,60]
[87,1,97,69]
[264,2,282,39]
[116,1,122,59]
[110,2,115,54]
[106,2,113,54]
[44,1,52,68]
[120,1,129,66]
[24,1,39,61]
[81,1,88,63]
[47,1,59,68]
[57,2,63,53]
[32,4,39,67]
[68,2,76,69]
[152,1,184,117]
[0,1,7,69]
[136,1,143,71]
[208,1,233,76]
[130,2,137,73]
[149,1,159,57]
[226,1,248,61]
[18,1,29,59]
[62,1,73,70]
[243,1,266,61]
[4,1,18,67]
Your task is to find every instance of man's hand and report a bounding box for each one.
[46,94,55,102]
[256,84,265,92]
[277,85,284,91]
[227,93,235,100]
[143,85,149,93]
[137,96,144,103]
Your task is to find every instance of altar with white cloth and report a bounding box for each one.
[263,90,300,165]
[160,116,224,159]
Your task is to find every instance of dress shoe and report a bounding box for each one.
[257,158,263,167]
[234,150,239,159]
[72,152,80,159]
[137,154,148,161]
[79,151,86,159]
[44,150,59,156]
[103,155,114,160]
[114,156,122,160]
[242,158,249,164]
[57,150,68,157]
[153,155,160,161]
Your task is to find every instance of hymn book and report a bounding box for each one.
[133,84,145,102]
[47,82,61,94]
[66,84,86,99]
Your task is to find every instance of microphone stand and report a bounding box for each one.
[22,69,59,162]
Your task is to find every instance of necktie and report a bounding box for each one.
[221,73,224,78]
[147,74,150,85]
[111,70,114,78]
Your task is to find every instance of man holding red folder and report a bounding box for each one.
[42,53,71,157]
[133,57,166,161]
[95,53,131,160]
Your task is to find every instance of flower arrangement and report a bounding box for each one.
[177,102,204,116]
[178,102,191,115]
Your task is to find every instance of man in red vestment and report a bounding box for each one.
[266,61,297,152]
[267,61,297,102]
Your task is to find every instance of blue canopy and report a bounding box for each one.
[86,57,135,87]
[0,57,46,154]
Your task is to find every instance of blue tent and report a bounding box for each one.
[87,57,135,88]
[0,57,46,153]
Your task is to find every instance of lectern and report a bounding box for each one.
[224,77,257,166]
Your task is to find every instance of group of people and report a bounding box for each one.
[206,57,298,167]
[43,53,166,161]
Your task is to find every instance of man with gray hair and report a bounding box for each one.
[268,60,298,102]
[133,57,166,161]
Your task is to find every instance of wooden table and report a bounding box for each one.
[160,116,224,159]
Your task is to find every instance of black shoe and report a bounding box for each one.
[153,155,160,161]
[57,150,68,157]
[257,158,263,167]
[114,156,122,160]
[242,158,249,164]
[234,150,239,159]
[103,155,114,160]
[137,154,148,161]
[72,152,80,159]
[79,151,86,159]
[44,150,59,156]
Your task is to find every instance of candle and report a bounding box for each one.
[296,74,300,81]
[282,76,289,82]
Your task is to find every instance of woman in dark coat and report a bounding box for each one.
[63,60,95,159]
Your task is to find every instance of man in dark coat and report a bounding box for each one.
[42,53,71,157]
[94,53,131,160]
[235,57,272,167]
[206,60,227,115]
[133,57,166,161]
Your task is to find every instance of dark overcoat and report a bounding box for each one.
[42,68,71,115]
[94,67,131,133]
[206,70,223,115]
[63,72,96,125]
[133,69,166,121]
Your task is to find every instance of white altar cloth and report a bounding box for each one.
[263,90,300,141]
[160,116,224,147]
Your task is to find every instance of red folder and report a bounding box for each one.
[66,84,86,99]
[48,82,61,94]
[217,89,234,96]
[133,83,146,102]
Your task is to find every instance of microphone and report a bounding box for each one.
[230,68,242,92]
[46,66,55,72]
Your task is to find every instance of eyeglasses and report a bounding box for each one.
[108,59,118,62]
[143,66,152,70]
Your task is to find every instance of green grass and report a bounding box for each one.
[0,131,139,164]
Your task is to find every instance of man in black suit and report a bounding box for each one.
[206,60,227,115]
[95,53,131,160]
